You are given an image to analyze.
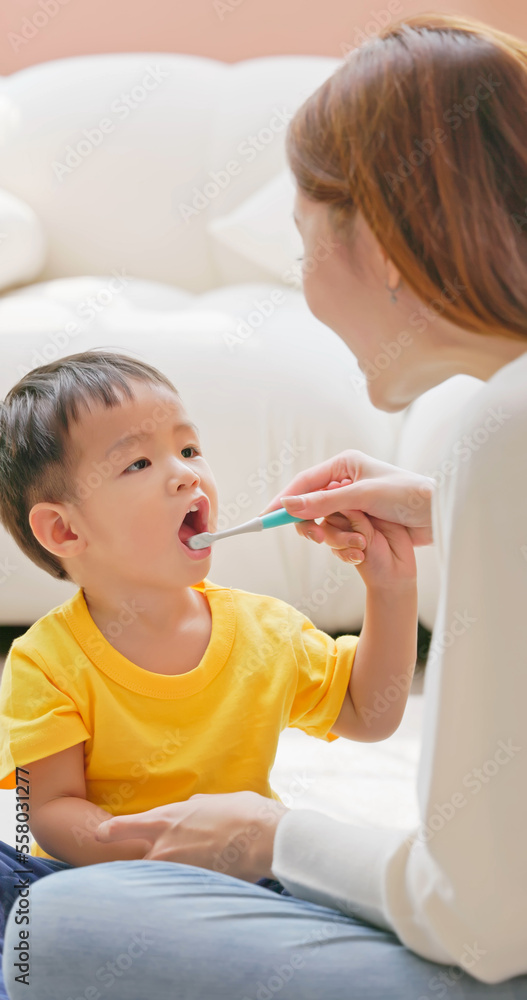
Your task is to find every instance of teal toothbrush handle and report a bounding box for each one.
[260,508,305,529]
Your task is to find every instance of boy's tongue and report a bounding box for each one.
[178,521,195,543]
[178,509,201,544]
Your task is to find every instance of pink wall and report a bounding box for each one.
[1,0,526,74]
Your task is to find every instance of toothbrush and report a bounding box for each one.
[187,508,305,550]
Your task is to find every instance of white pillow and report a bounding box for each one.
[207,170,303,284]
[0,188,47,292]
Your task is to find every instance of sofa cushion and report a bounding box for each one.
[0,188,47,292]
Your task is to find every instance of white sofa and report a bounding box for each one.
[0,52,484,631]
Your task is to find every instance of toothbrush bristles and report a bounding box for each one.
[189,533,211,550]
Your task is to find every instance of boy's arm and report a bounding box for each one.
[330,581,418,742]
[26,743,152,866]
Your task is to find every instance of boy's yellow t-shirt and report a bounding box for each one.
[0,578,358,861]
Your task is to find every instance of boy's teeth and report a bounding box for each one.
[189,504,198,512]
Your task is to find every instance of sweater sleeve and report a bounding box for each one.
[272,375,527,984]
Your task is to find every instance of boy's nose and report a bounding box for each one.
[167,461,200,493]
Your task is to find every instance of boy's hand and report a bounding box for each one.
[326,504,417,589]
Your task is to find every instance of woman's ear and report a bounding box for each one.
[29,502,87,560]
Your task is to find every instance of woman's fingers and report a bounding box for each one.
[257,451,434,541]
[279,482,369,521]
[258,458,358,516]
[96,814,158,844]
[407,525,434,547]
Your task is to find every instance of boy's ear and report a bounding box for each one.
[29,502,87,561]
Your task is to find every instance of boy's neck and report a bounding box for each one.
[81,581,207,641]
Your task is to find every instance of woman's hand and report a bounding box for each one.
[95,792,288,883]
[259,450,436,554]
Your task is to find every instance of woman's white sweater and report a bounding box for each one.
[272,349,527,984]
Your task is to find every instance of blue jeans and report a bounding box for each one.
[0,841,73,1000]
[1,840,527,999]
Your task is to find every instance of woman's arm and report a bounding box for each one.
[273,383,527,984]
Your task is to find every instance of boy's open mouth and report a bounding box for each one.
[177,496,209,547]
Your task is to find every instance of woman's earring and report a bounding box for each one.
[385,278,402,304]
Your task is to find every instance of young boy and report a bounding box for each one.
[0,349,418,870]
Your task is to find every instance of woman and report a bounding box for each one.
[3,11,527,998]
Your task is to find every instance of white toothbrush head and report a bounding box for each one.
[187,532,215,550]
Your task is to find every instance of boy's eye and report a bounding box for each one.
[125,458,150,473]
[124,447,200,473]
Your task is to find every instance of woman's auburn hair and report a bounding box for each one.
[286,11,527,340]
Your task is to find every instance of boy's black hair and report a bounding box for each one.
[0,349,179,582]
